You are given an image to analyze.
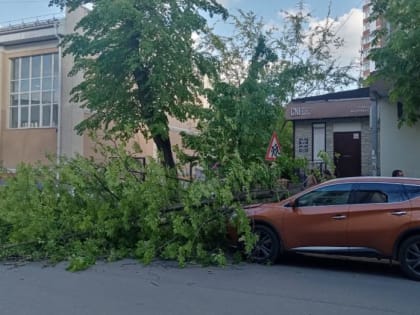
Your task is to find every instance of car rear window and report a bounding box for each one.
[351,190,388,204]
[403,185,420,200]
[350,183,406,204]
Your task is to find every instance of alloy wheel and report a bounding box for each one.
[250,225,279,263]
[404,241,420,274]
[399,235,420,281]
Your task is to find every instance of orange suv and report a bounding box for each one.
[246,176,420,280]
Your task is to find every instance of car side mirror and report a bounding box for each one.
[287,199,297,209]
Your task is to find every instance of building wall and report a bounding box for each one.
[360,118,372,176]
[0,47,5,166]
[59,7,89,158]
[0,38,58,169]
[0,9,201,171]
[379,100,420,177]
[294,117,371,176]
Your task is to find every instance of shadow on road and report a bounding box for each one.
[277,253,404,280]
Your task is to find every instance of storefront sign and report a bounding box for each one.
[286,99,370,120]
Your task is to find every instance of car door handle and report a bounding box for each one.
[390,211,407,216]
[332,214,347,220]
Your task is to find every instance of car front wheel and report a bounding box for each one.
[250,224,280,264]
[399,235,420,281]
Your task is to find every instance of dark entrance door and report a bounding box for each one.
[334,132,361,177]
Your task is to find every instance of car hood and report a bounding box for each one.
[243,202,279,216]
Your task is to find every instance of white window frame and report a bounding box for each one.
[9,53,59,129]
[313,123,326,162]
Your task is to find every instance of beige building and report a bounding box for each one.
[0,8,196,172]
[0,17,60,169]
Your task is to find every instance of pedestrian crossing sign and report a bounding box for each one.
[265,132,281,161]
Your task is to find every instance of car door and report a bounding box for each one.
[346,183,412,256]
[281,183,353,250]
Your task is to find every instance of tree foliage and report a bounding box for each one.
[0,146,261,270]
[182,6,355,173]
[369,0,420,125]
[182,35,282,169]
[48,1,354,170]
[0,2,356,270]
[49,0,228,168]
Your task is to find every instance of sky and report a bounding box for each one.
[0,0,364,71]
[0,0,64,25]
[219,0,365,68]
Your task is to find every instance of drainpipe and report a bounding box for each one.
[0,46,3,168]
[54,20,62,166]
[370,91,380,176]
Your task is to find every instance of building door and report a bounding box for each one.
[334,132,361,177]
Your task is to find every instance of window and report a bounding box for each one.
[312,123,325,161]
[369,60,376,72]
[363,61,370,71]
[297,184,352,207]
[351,190,388,204]
[10,53,59,128]
[350,183,406,204]
[404,185,420,200]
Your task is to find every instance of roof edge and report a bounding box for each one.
[293,87,371,103]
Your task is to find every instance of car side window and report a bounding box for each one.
[404,185,420,200]
[296,184,352,207]
[350,183,405,204]
[350,190,388,204]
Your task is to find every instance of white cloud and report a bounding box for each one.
[215,0,240,7]
[334,8,363,66]
[191,31,201,49]
[310,8,363,67]
[276,6,363,66]
[83,3,94,10]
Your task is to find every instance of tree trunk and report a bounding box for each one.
[153,134,176,169]
[132,65,176,169]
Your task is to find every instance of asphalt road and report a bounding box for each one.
[1,255,419,315]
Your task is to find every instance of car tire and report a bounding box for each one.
[250,224,280,264]
[399,235,420,281]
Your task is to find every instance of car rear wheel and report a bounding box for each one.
[399,235,420,281]
[250,224,280,264]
